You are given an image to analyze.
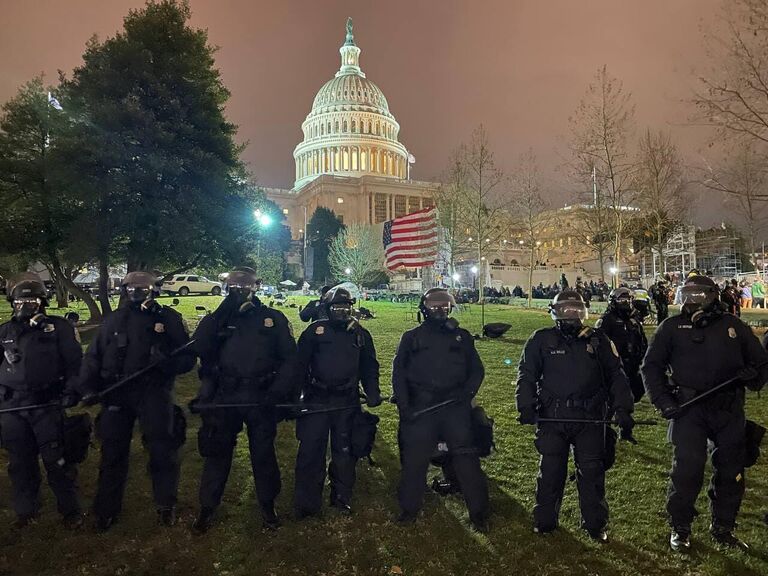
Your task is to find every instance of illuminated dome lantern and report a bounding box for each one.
[293,18,410,189]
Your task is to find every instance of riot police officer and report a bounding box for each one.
[393,288,489,532]
[293,287,381,518]
[516,290,634,542]
[651,280,670,324]
[79,271,194,531]
[642,274,767,552]
[596,287,648,402]
[0,273,83,528]
[191,267,296,533]
[299,285,331,323]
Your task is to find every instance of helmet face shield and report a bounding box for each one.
[680,286,710,305]
[420,289,455,323]
[13,297,42,320]
[426,302,451,321]
[328,303,353,323]
[550,301,588,323]
[125,285,153,303]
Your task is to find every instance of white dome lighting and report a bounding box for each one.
[293,18,410,189]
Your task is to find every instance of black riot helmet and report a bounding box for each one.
[609,287,633,317]
[222,267,260,302]
[550,289,588,336]
[419,288,456,323]
[680,274,719,317]
[323,286,355,324]
[121,271,160,306]
[8,272,47,322]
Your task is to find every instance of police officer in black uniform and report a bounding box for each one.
[191,267,296,533]
[0,273,83,528]
[596,287,648,402]
[642,274,767,552]
[651,279,670,324]
[293,287,381,517]
[393,288,489,532]
[516,290,634,542]
[79,271,194,531]
[299,285,331,323]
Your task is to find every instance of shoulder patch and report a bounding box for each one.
[154,323,165,334]
[456,334,463,342]
[594,318,603,329]
[43,323,56,333]
[315,325,325,335]
[728,326,737,339]
[264,317,274,328]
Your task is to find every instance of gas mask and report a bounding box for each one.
[614,299,633,319]
[328,302,353,325]
[125,285,155,311]
[556,319,583,337]
[13,297,42,322]
[425,303,451,325]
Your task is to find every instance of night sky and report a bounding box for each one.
[0,0,725,219]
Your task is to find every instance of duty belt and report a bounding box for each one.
[310,377,357,391]
[540,388,606,411]
[219,373,274,389]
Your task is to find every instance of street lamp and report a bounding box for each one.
[452,272,460,282]
[609,266,618,275]
[470,265,478,274]
[344,267,352,275]
[254,209,273,261]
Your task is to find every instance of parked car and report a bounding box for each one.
[163,274,222,296]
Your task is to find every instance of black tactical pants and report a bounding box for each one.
[667,393,746,532]
[398,403,488,521]
[656,303,668,324]
[0,406,80,518]
[294,402,358,515]
[627,369,645,403]
[93,388,179,519]
[534,422,608,532]
[198,406,280,511]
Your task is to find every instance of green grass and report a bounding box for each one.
[0,296,766,576]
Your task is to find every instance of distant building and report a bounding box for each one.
[264,20,437,251]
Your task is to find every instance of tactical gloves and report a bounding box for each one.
[615,410,637,444]
[659,402,681,420]
[80,392,100,407]
[518,407,538,425]
[737,365,765,391]
[60,392,80,409]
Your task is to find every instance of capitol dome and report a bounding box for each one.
[293,19,410,189]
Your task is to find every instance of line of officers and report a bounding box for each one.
[0,269,765,553]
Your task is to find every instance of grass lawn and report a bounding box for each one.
[0,295,765,576]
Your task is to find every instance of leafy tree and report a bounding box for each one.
[328,224,385,289]
[307,207,344,284]
[59,0,256,306]
[250,196,292,286]
[0,77,102,317]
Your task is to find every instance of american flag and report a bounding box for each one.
[383,207,438,270]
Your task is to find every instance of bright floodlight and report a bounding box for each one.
[470,266,478,274]
[452,273,460,281]
[254,209,272,228]
[609,266,618,274]
[344,267,352,275]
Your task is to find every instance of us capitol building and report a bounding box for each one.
[264,19,437,248]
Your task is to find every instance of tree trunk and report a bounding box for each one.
[98,257,113,316]
[60,275,102,323]
[527,246,535,308]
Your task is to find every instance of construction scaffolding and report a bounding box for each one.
[695,227,744,279]
[638,226,697,280]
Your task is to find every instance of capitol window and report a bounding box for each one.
[352,120,356,133]
[337,197,344,204]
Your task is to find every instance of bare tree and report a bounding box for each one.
[701,141,768,270]
[455,125,511,298]
[569,66,636,284]
[328,223,385,288]
[693,0,768,145]
[633,129,688,274]
[510,150,552,306]
[435,150,473,287]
